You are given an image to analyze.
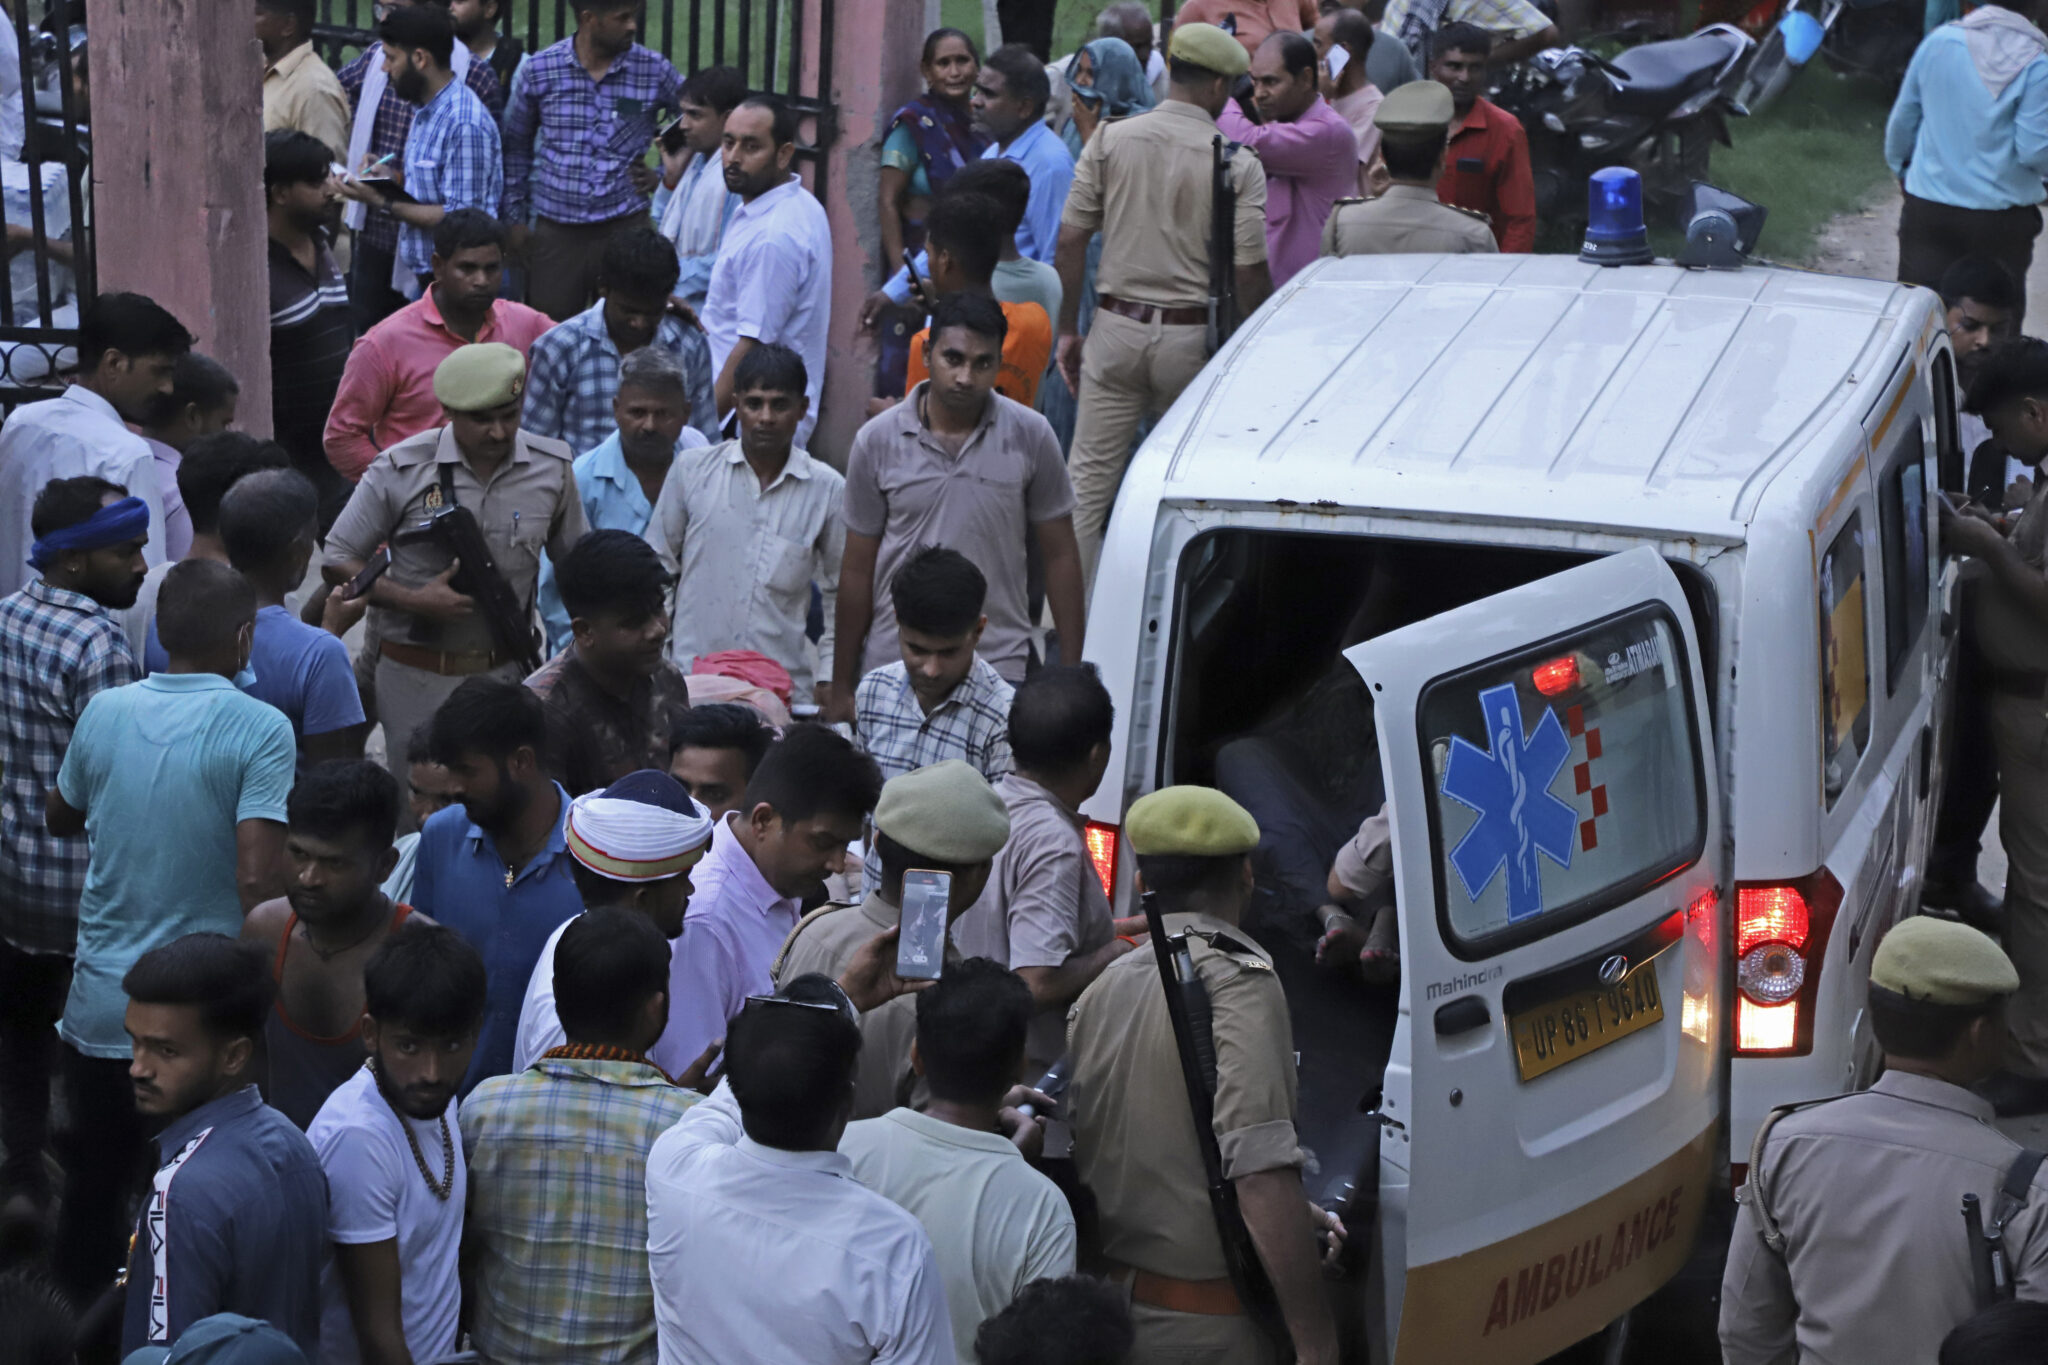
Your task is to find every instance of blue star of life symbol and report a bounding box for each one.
[1439,683,1577,921]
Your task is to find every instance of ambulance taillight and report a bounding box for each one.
[1733,871,1844,1057]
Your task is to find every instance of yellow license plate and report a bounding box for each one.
[1509,962,1665,1081]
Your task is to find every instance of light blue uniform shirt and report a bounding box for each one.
[56,673,295,1058]
[536,427,711,652]
[1886,20,2048,210]
[881,120,1078,305]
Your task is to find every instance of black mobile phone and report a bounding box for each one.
[364,177,421,206]
[339,546,392,602]
[895,870,952,981]
[902,248,928,303]
[657,109,688,154]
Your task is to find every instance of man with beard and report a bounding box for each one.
[308,923,484,1365]
[656,65,747,311]
[243,761,432,1130]
[410,676,581,1089]
[450,0,523,96]
[701,95,833,444]
[0,292,193,598]
[525,531,695,796]
[117,935,327,1358]
[0,477,145,1249]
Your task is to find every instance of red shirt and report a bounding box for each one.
[320,293,556,482]
[1436,97,1537,254]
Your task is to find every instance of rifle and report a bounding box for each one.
[1965,1148,2047,1308]
[393,466,543,674]
[1140,890,1291,1354]
[1208,134,1240,357]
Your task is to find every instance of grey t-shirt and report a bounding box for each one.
[1366,27,1422,96]
[994,257,1064,345]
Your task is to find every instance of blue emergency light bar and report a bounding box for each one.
[1580,167,1654,267]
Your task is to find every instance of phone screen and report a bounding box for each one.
[895,870,952,981]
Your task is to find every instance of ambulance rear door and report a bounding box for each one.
[1344,545,1726,1365]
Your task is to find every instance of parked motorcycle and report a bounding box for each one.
[1733,0,1920,116]
[1492,23,1753,235]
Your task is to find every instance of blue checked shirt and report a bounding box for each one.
[502,38,682,226]
[0,580,139,953]
[399,78,503,280]
[461,1054,701,1365]
[338,48,502,258]
[521,302,720,455]
[854,657,1013,898]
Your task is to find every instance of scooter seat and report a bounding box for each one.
[1608,30,1745,114]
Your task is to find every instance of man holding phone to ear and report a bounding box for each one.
[773,760,1011,1121]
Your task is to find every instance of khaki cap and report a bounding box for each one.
[1126,785,1260,858]
[1374,80,1457,138]
[433,342,527,412]
[1167,22,1251,77]
[873,759,1011,864]
[1871,916,2019,1006]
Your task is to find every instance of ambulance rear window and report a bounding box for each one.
[1418,607,1707,957]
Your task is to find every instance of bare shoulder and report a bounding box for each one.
[242,897,293,947]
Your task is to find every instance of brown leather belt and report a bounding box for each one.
[1097,295,1209,327]
[1107,1263,1244,1316]
[1990,665,2048,699]
[379,639,507,677]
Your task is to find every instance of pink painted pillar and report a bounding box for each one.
[801,0,923,466]
[92,0,272,437]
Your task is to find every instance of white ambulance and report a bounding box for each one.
[1075,251,1959,1362]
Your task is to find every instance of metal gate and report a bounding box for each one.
[0,0,90,410]
[314,0,838,195]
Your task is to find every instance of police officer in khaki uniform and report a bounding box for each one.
[1066,787,1338,1365]
[773,761,1012,1119]
[1320,81,1497,258]
[1055,23,1274,584]
[324,342,586,784]
[1721,917,2048,1363]
[1944,338,2048,1113]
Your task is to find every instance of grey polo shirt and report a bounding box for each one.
[842,385,1076,683]
[955,773,1115,1069]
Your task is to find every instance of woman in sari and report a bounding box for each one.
[876,28,986,395]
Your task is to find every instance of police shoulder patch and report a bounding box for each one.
[1450,203,1492,222]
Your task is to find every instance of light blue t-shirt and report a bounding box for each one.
[147,605,365,751]
[1886,20,2048,210]
[56,673,296,1058]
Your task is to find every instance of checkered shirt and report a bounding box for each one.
[398,78,503,279]
[0,580,139,953]
[854,656,1014,897]
[521,303,720,454]
[338,50,503,257]
[460,1054,701,1364]
[502,38,682,226]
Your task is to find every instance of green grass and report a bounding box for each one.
[937,0,1112,60]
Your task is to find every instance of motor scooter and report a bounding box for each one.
[1733,0,1920,116]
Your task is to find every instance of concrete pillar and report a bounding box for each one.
[804,0,923,465]
[92,0,272,436]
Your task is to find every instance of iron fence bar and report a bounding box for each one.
[812,0,833,202]
[713,0,725,71]
[762,0,780,91]
[737,0,751,86]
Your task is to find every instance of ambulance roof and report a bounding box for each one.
[1144,253,1933,541]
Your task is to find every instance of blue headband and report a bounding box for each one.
[28,495,149,570]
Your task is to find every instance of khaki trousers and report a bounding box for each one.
[1069,308,1211,583]
[372,653,522,787]
[1127,1300,1281,1365]
[1993,689,2048,1074]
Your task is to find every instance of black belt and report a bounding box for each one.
[1989,665,2048,699]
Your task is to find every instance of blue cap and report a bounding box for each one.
[599,768,697,815]
[122,1315,308,1365]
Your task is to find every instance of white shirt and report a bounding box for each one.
[645,1081,955,1365]
[655,814,801,1075]
[700,175,833,445]
[308,1066,465,1365]
[0,385,166,598]
[512,916,574,1073]
[0,17,24,165]
[840,1108,1077,1365]
[645,439,846,696]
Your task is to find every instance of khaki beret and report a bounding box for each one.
[1167,22,1251,77]
[873,760,1010,864]
[433,342,527,412]
[1871,916,2018,1006]
[1126,785,1260,858]
[1375,80,1456,138]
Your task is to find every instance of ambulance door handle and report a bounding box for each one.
[1434,996,1491,1036]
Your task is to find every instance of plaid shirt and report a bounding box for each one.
[855,657,1014,897]
[503,38,682,226]
[521,303,720,455]
[460,1055,700,1364]
[0,581,139,953]
[338,49,503,257]
[399,78,503,279]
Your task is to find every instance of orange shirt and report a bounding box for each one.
[1172,0,1320,54]
[906,299,1053,409]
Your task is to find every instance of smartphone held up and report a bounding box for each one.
[895,869,951,981]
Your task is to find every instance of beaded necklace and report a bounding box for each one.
[367,1060,454,1201]
[538,1042,682,1086]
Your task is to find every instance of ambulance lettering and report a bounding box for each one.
[1480,1185,1686,1335]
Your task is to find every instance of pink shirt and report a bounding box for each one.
[1332,83,1386,191]
[321,293,555,482]
[1219,95,1362,286]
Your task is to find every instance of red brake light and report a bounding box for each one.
[1736,885,1809,954]
[1532,655,1580,696]
[1084,821,1119,901]
[1733,871,1844,1057]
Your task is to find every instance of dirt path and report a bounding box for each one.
[1799,179,2048,322]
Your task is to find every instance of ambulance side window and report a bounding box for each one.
[1878,430,1930,693]
[1931,351,1962,493]
[1819,514,1872,807]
